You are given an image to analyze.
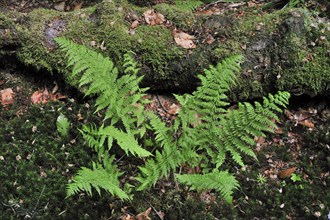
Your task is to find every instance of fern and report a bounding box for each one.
[56,38,151,199]
[57,37,290,204]
[175,170,239,204]
[67,157,129,200]
[137,55,290,202]
[56,113,70,138]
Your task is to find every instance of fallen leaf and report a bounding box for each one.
[278,167,296,179]
[299,120,314,128]
[136,207,152,220]
[1,88,15,106]
[52,81,59,94]
[143,9,165,26]
[131,20,139,29]
[54,1,65,12]
[204,34,215,45]
[255,136,265,145]
[31,88,66,104]
[31,89,48,104]
[247,1,257,7]
[173,31,196,49]
[168,103,180,115]
[294,109,316,121]
[284,109,293,119]
[74,2,83,11]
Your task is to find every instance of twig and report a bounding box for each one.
[155,94,172,115]
[203,0,245,9]
[143,198,164,220]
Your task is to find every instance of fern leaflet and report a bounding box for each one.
[176,170,239,204]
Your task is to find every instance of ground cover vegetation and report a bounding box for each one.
[55,37,289,203]
[0,0,330,219]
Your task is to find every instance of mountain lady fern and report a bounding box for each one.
[56,37,290,204]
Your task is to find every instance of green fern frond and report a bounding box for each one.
[100,125,152,157]
[179,55,243,127]
[123,52,140,75]
[176,170,239,204]
[56,37,147,135]
[149,114,171,147]
[57,37,290,204]
[136,147,186,190]
[56,113,70,138]
[67,158,129,200]
[213,90,290,166]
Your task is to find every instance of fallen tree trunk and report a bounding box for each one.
[0,1,329,100]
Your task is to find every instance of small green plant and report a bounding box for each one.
[257,173,267,185]
[56,37,290,203]
[56,113,70,138]
[287,0,305,8]
[290,173,302,182]
[290,173,304,189]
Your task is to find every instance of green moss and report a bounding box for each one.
[214,40,242,60]
[275,25,330,96]
[0,101,119,219]
[154,3,195,29]
[132,25,182,77]
[15,9,61,71]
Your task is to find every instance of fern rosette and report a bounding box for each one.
[56,38,290,204]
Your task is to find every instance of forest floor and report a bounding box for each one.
[1,45,330,220]
[1,0,330,219]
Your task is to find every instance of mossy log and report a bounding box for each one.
[0,1,329,100]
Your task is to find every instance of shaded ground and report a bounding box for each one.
[0,0,330,219]
[0,55,329,219]
[0,0,101,13]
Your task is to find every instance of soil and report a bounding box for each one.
[1,1,330,219]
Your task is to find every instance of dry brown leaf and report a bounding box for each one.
[143,9,165,26]
[31,88,66,104]
[136,207,152,220]
[204,34,215,45]
[168,103,180,115]
[121,214,135,220]
[247,1,257,7]
[31,89,48,104]
[131,20,139,29]
[255,136,265,145]
[173,31,196,49]
[298,120,314,128]
[295,109,316,121]
[74,2,83,10]
[1,88,15,106]
[275,127,283,134]
[278,167,296,179]
[284,109,293,119]
[54,1,65,11]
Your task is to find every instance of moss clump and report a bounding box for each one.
[15,9,61,71]
[0,101,118,219]
[132,25,183,76]
[276,28,330,96]
[154,3,195,29]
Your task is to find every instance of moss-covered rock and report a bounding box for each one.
[0,2,329,99]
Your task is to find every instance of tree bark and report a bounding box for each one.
[0,1,329,100]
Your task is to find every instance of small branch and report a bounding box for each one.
[143,198,164,220]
